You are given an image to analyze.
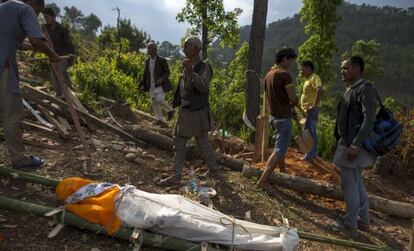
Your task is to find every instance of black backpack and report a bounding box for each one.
[358,84,403,156]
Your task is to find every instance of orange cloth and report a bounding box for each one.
[55,177,122,235]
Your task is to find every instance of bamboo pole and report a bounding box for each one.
[298,231,396,251]
[0,166,400,250]
[0,195,216,251]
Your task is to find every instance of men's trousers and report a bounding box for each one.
[0,68,28,165]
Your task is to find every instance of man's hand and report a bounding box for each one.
[182,59,193,74]
[346,145,360,161]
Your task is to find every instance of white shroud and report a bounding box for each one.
[115,186,299,251]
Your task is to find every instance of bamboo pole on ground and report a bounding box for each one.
[0,196,216,251]
[0,166,398,251]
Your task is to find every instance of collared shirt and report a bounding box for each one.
[45,22,75,56]
[0,0,45,94]
[300,73,322,112]
[264,65,294,119]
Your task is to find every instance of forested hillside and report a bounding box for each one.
[218,2,414,106]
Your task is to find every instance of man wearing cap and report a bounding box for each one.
[43,7,76,98]
[0,0,60,168]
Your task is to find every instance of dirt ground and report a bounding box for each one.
[0,106,413,251]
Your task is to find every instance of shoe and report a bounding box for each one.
[167,110,175,121]
[13,156,44,169]
[333,218,358,238]
[157,175,181,187]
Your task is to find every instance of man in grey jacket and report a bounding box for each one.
[157,36,218,186]
[333,55,378,238]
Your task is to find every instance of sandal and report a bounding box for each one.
[13,156,44,169]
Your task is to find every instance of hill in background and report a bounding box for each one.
[216,2,414,106]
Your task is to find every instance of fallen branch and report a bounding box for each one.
[22,85,146,147]
[123,125,244,172]
[0,133,65,150]
[22,120,61,141]
[242,166,414,219]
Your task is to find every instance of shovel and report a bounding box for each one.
[294,118,314,154]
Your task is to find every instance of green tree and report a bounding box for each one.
[61,6,84,30]
[158,41,181,58]
[45,2,60,17]
[81,13,102,38]
[97,19,151,52]
[298,0,342,89]
[176,0,242,59]
[342,39,384,82]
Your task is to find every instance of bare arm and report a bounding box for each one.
[285,84,298,106]
[28,37,60,62]
[313,87,323,107]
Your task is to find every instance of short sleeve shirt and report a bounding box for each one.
[264,65,294,119]
[0,0,45,94]
[300,73,322,111]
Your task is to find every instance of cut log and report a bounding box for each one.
[242,166,414,219]
[123,125,244,172]
[22,85,146,147]
[253,115,265,163]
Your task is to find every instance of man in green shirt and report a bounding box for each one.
[300,61,322,162]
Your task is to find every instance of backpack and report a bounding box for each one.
[358,84,403,156]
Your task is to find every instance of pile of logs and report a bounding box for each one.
[0,84,146,151]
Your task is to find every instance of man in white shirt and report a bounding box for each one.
[139,42,174,125]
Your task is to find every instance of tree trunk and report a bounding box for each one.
[242,166,414,219]
[123,125,244,172]
[245,0,268,128]
[201,3,208,60]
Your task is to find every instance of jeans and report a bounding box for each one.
[304,108,319,160]
[270,117,292,157]
[339,166,370,229]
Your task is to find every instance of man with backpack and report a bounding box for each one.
[333,55,378,238]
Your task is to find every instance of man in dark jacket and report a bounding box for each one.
[157,36,218,186]
[139,42,174,125]
[333,55,377,238]
[43,7,75,98]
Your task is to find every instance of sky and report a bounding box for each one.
[47,0,414,44]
